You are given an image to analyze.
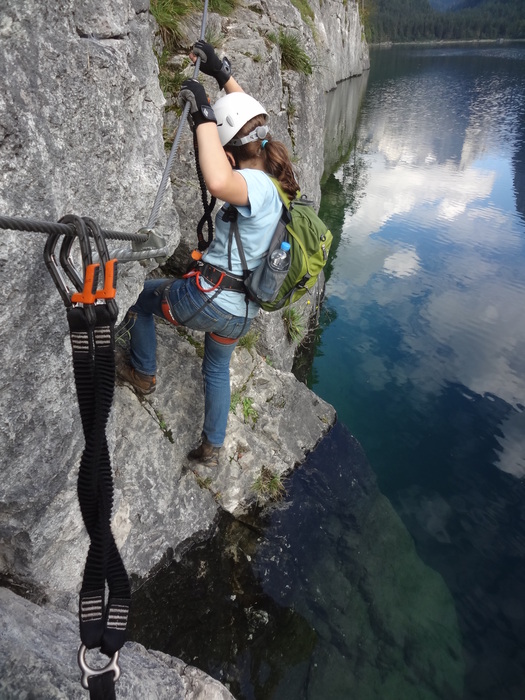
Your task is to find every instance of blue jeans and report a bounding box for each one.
[126,278,251,447]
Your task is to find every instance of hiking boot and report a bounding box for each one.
[187,439,221,468]
[116,361,156,395]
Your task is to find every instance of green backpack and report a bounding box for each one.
[234,178,333,311]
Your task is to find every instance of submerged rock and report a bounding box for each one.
[129,422,464,700]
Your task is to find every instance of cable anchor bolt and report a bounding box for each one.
[132,227,168,264]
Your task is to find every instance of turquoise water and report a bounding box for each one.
[132,422,465,699]
[310,44,525,699]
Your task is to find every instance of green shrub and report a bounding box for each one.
[253,467,286,501]
[283,306,306,342]
[275,30,312,75]
[241,397,258,424]
[290,0,314,24]
[150,0,238,47]
[230,391,242,412]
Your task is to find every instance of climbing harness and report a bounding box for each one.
[158,271,223,328]
[158,207,248,335]
[161,205,251,338]
[186,261,245,294]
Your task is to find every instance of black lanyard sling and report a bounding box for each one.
[45,216,130,699]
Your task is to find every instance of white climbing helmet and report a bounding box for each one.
[213,92,268,147]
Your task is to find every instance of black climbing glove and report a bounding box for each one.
[192,40,232,89]
[179,79,217,128]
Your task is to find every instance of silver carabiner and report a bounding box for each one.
[77,644,121,689]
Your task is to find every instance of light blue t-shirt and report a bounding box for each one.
[201,169,282,318]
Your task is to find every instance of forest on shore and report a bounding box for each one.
[363,0,524,43]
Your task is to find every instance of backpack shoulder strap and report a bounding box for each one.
[269,177,301,211]
[225,206,250,276]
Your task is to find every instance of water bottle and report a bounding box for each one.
[270,241,291,270]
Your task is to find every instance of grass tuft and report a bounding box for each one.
[283,306,306,342]
[268,30,312,75]
[150,0,239,49]
[253,467,286,502]
[238,330,260,352]
[150,0,193,48]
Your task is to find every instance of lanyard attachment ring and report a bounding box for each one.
[77,644,121,690]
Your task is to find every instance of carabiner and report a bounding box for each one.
[77,644,121,690]
[84,217,119,319]
[59,230,83,293]
[70,263,100,305]
[44,231,75,308]
[58,215,97,324]
[59,216,93,288]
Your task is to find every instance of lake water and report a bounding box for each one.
[311,43,525,699]
[129,44,525,700]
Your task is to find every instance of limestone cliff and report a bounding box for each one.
[0,0,368,696]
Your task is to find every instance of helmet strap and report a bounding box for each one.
[229,124,269,147]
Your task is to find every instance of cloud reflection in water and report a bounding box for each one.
[323,51,525,476]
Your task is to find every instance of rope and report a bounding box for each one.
[71,302,131,655]
[145,0,210,230]
[193,130,216,252]
[69,304,130,699]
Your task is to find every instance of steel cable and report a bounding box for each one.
[1,0,210,264]
[0,215,145,241]
[0,215,173,262]
[145,0,209,230]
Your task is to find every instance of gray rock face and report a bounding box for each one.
[0,586,235,700]
[1,0,365,604]
[0,0,367,696]
[0,0,176,601]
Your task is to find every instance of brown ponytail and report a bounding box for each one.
[224,115,300,199]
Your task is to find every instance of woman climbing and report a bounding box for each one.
[117,41,300,468]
